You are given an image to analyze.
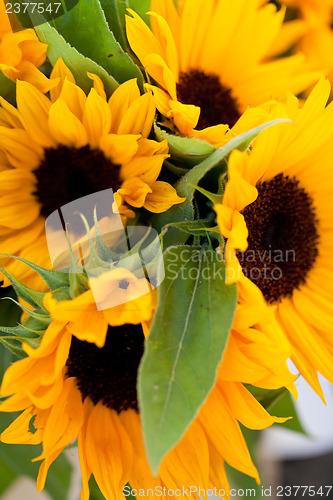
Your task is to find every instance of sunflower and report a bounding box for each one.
[215,78,333,399]
[281,0,333,19]
[0,58,184,289]
[291,5,333,96]
[125,0,320,145]
[273,0,333,97]
[0,1,54,92]
[0,258,295,498]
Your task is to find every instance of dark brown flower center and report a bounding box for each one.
[33,145,121,218]
[176,69,240,130]
[66,324,144,413]
[238,174,319,303]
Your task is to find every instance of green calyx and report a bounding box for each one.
[0,216,162,357]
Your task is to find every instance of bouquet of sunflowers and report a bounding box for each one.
[0,0,332,498]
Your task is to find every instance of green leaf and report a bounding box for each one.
[138,246,238,473]
[89,475,106,500]
[247,385,307,435]
[49,0,143,87]
[0,70,16,105]
[270,390,307,435]
[99,0,131,53]
[163,218,222,244]
[35,21,118,96]
[163,160,189,177]
[247,385,287,411]
[154,122,216,166]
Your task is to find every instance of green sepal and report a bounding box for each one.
[0,323,41,340]
[154,122,216,166]
[138,231,163,263]
[163,218,222,241]
[0,70,16,106]
[163,160,189,177]
[1,297,50,324]
[79,215,110,272]
[0,338,26,358]
[52,286,74,303]
[191,184,223,205]
[35,22,119,97]
[55,227,89,300]
[0,267,47,311]
[93,208,120,262]
[0,255,69,290]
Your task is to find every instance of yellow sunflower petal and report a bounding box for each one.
[118,91,155,137]
[108,78,141,133]
[118,177,152,208]
[99,133,140,165]
[87,72,107,100]
[143,181,186,213]
[16,80,55,148]
[58,77,86,120]
[48,99,88,147]
[83,88,112,148]
[43,290,95,322]
[50,57,76,102]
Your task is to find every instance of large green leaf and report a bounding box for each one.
[128,0,151,25]
[100,0,151,54]
[35,22,118,96]
[138,246,238,473]
[49,0,143,86]
[99,0,131,53]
